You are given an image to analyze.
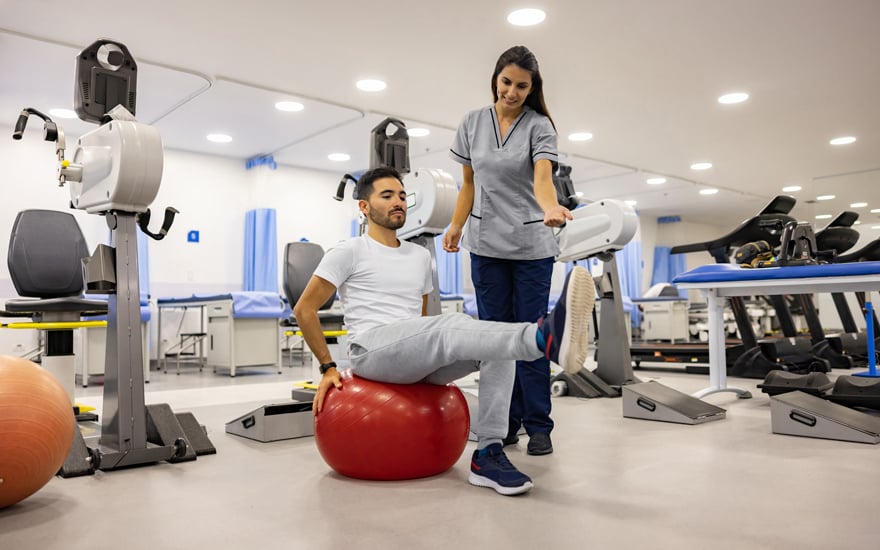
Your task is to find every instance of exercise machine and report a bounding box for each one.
[13,39,214,474]
[550,199,640,398]
[669,195,829,378]
[550,192,726,424]
[628,197,809,373]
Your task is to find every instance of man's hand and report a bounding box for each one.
[313,368,343,415]
[543,204,573,227]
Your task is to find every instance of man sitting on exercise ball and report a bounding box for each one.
[294,166,594,496]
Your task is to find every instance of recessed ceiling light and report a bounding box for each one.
[699,188,719,195]
[407,128,430,137]
[718,92,749,104]
[568,132,593,141]
[645,177,666,185]
[691,162,713,170]
[327,153,350,162]
[782,185,801,192]
[873,225,880,230]
[275,101,304,112]
[624,200,637,206]
[507,8,546,26]
[830,136,856,146]
[854,221,861,225]
[206,133,232,143]
[356,79,387,92]
[48,108,77,119]
[816,195,835,201]
[815,214,832,220]
[575,191,584,197]
[850,202,868,208]
[871,208,880,213]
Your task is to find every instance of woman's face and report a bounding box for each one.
[495,63,533,110]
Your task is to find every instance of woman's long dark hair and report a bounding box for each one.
[490,45,555,129]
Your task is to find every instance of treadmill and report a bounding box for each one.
[633,195,826,378]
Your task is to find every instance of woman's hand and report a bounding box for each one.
[443,224,463,252]
[543,205,573,227]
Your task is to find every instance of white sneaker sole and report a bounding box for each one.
[558,266,595,374]
[468,472,534,496]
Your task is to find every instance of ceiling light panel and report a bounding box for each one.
[507,8,546,26]
[154,78,362,159]
[356,79,387,92]
[718,92,749,104]
[568,132,593,141]
[829,136,856,145]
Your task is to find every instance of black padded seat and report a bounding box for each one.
[757,370,834,396]
[835,239,880,263]
[282,242,343,327]
[815,211,859,257]
[5,297,107,316]
[4,209,107,319]
[827,376,880,410]
[670,195,796,263]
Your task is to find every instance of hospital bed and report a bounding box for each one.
[157,291,287,376]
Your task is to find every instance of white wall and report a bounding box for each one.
[653,218,730,303]
[0,138,358,357]
[148,150,357,297]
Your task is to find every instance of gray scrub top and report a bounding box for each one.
[449,105,560,260]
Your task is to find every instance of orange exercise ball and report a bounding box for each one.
[0,355,75,509]
[314,372,470,480]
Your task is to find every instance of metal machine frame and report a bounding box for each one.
[13,38,211,473]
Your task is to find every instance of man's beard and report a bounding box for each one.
[368,208,406,230]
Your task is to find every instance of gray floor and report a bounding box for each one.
[1,355,879,550]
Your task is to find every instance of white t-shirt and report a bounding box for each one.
[313,235,433,340]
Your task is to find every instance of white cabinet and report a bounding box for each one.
[74,323,151,386]
[635,299,689,342]
[205,300,281,376]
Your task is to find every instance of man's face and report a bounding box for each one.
[362,176,407,230]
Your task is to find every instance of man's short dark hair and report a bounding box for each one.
[356,166,403,199]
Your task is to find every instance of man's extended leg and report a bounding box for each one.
[348,313,541,384]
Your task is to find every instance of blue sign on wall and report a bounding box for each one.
[187,230,200,243]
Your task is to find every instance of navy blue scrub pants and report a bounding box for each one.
[470,253,554,437]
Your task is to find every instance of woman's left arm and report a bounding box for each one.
[533,158,572,227]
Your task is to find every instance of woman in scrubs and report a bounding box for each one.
[445,45,573,456]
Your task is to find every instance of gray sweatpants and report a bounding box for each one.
[347,312,543,448]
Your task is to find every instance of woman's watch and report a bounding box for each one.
[319,361,337,374]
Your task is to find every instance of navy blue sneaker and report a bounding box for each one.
[469,443,533,496]
[537,266,594,374]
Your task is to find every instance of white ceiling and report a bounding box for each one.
[1,0,878,232]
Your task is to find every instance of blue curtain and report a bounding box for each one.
[651,246,687,297]
[434,236,464,294]
[244,208,278,292]
[616,240,643,327]
[616,240,642,299]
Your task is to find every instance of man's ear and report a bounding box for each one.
[358,199,369,215]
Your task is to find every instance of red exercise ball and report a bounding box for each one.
[314,372,470,480]
[0,355,75,509]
